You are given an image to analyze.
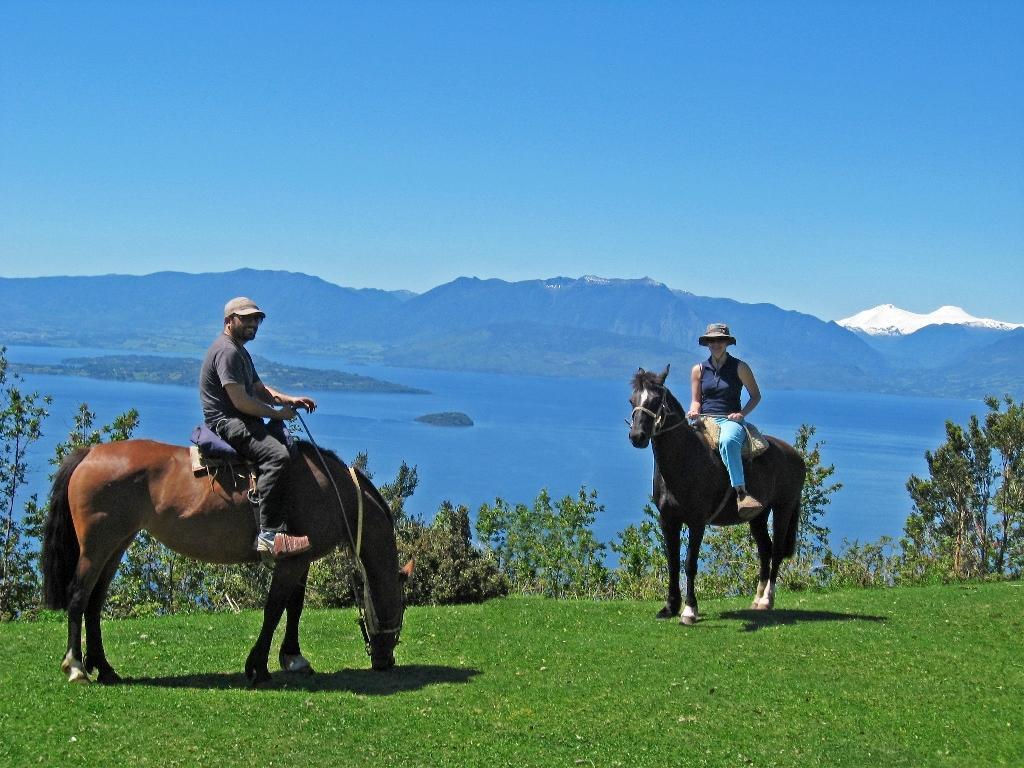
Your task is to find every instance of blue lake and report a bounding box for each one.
[8,345,982,549]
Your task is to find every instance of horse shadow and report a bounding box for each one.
[125,664,480,693]
[717,608,887,633]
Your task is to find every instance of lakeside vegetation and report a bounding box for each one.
[11,354,429,394]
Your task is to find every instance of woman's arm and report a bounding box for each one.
[687,363,703,418]
[733,361,761,421]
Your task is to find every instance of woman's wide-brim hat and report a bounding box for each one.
[698,323,736,346]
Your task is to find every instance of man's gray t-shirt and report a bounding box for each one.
[199,334,261,424]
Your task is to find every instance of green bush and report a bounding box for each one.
[398,503,508,605]
[476,487,610,598]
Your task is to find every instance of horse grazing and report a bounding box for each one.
[42,438,413,685]
[628,366,805,624]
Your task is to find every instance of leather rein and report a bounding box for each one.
[294,412,402,654]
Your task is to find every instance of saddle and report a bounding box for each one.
[695,416,770,460]
[188,422,297,475]
[189,424,249,475]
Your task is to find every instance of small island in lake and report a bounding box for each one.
[415,411,474,427]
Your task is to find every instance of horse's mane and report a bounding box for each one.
[631,369,665,392]
[294,438,346,467]
[630,369,688,423]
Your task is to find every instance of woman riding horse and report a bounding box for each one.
[629,358,804,624]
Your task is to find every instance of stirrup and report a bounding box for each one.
[256,532,311,560]
[736,490,765,521]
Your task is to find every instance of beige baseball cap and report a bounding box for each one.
[223,297,265,320]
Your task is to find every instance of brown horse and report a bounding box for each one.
[628,366,804,624]
[42,438,412,685]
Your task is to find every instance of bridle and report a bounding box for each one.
[628,385,688,438]
[294,412,403,657]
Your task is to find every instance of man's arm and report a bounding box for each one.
[224,383,298,421]
[256,382,317,414]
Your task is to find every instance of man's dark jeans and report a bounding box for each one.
[214,416,291,533]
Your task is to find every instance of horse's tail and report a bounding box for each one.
[779,451,806,560]
[42,447,91,609]
[780,498,800,559]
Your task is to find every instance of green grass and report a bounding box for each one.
[2,583,1021,767]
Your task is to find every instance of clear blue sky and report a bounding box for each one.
[2,2,1022,322]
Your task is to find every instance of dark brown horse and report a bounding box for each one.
[42,438,412,685]
[628,366,804,624]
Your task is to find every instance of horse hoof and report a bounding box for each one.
[656,606,676,620]
[754,600,773,611]
[247,668,272,687]
[97,670,123,685]
[62,653,91,683]
[679,606,699,625]
[68,666,91,684]
[280,653,313,674]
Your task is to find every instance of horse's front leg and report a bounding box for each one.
[680,523,705,626]
[246,560,307,686]
[657,514,682,619]
[279,567,314,674]
[749,514,773,610]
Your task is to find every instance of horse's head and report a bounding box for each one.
[629,365,673,448]
[357,558,414,671]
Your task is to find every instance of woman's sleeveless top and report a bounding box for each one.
[699,355,743,415]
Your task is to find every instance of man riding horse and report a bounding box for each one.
[199,296,317,560]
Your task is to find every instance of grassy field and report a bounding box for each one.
[2,582,1021,767]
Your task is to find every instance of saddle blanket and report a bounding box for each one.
[189,445,254,475]
[697,416,770,460]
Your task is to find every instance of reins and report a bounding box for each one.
[293,411,401,655]
[628,388,687,437]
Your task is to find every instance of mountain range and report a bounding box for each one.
[1,270,1020,399]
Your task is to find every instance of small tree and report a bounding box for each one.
[399,502,508,605]
[983,395,1024,577]
[476,486,609,599]
[0,349,52,619]
[903,395,1024,581]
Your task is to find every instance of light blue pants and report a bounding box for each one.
[712,417,746,488]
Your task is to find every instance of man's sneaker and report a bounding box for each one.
[256,531,312,560]
[736,489,765,521]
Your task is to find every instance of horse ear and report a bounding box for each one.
[399,559,415,583]
[637,367,645,375]
[658,364,670,383]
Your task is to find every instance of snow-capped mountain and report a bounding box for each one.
[838,304,1024,336]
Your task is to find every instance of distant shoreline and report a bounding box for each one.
[11,354,429,395]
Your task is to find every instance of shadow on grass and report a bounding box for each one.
[718,608,887,632]
[125,664,480,693]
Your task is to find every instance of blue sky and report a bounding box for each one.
[2,2,1022,322]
